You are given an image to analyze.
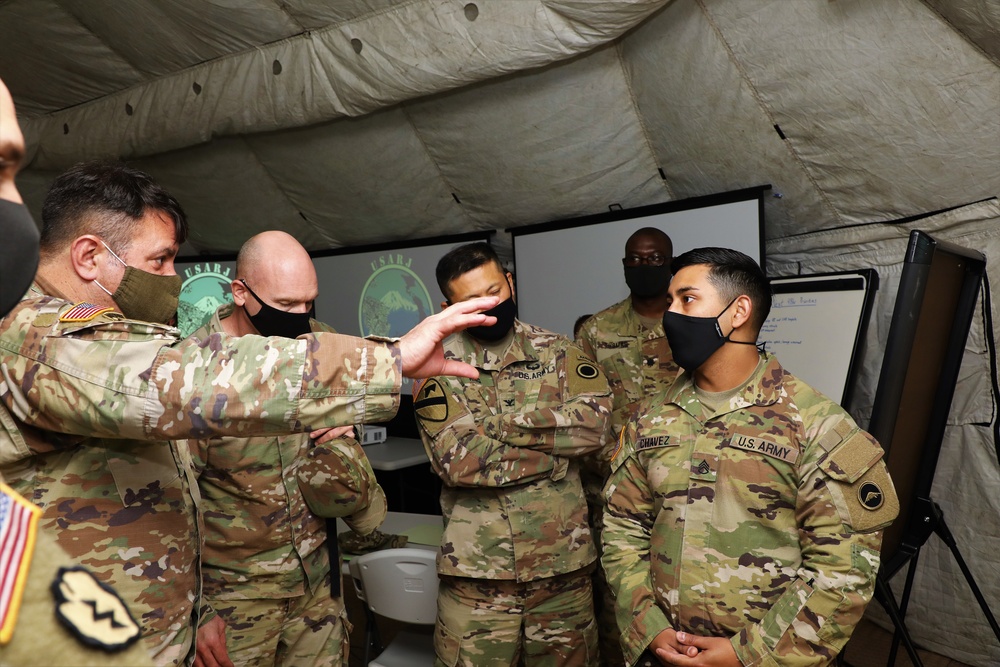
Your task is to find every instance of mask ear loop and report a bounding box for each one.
[719,296,758,347]
[94,240,128,298]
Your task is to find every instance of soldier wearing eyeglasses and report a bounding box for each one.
[575,227,680,667]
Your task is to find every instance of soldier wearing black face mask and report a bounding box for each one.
[575,226,680,667]
[186,230,387,667]
[412,242,613,667]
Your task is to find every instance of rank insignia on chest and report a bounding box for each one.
[0,483,41,645]
[59,303,115,323]
[50,566,141,651]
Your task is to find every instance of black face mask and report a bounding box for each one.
[662,297,756,373]
[624,265,671,298]
[0,199,40,318]
[466,295,517,342]
[240,279,315,339]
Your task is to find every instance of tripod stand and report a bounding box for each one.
[875,497,1000,667]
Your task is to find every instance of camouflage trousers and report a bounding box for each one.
[211,583,349,667]
[434,566,599,667]
[582,467,625,667]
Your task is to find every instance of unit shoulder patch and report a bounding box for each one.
[413,378,466,436]
[51,566,141,651]
[565,346,608,396]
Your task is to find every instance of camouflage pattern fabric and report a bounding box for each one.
[576,297,678,667]
[414,319,611,667]
[189,305,387,602]
[212,575,349,667]
[435,569,598,667]
[602,353,899,667]
[0,285,402,665]
[414,319,612,583]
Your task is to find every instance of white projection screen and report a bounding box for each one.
[175,232,490,394]
[510,187,767,336]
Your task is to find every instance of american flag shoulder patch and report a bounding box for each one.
[0,482,41,645]
[60,302,115,323]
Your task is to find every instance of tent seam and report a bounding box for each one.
[613,39,674,201]
[694,0,844,230]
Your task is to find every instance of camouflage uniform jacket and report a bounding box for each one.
[602,354,898,667]
[576,297,678,441]
[0,284,401,665]
[190,304,385,600]
[414,319,613,582]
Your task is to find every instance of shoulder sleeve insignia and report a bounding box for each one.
[565,346,609,397]
[50,566,142,651]
[59,303,116,323]
[413,377,469,437]
[0,483,42,645]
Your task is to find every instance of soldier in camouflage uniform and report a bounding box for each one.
[413,243,613,667]
[0,84,151,667]
[190,231,387,667]
[576,227,678,666]
[0,161,498,666]
[602,248,899,667]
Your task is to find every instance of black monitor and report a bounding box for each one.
[867,230,986,575]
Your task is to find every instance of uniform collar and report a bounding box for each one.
[452,319,539,371]
[667,352,784,419]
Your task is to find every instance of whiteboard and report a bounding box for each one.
[760,270,877,406]
[511,188,766,336]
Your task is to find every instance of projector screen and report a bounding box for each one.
[175,233,490,394]
[510,187,767,336]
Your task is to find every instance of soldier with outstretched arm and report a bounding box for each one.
[0,158,497,666]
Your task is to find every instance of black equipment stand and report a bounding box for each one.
[875,497,1000,667]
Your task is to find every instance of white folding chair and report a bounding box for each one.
[349,548,439,667]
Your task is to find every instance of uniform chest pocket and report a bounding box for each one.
[105,440,182,507]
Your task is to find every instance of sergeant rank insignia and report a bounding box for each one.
[0,483,41,645]
[51,566,141,651]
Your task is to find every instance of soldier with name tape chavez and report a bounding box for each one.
[0,160,499,667]
[602,248,898,667]
[188,230,387,667]
[413,242,613,667]
[576,227,679,666]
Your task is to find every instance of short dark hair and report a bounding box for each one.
[671,247,772,331]
[435,242,503,301]
[40,160,188,254]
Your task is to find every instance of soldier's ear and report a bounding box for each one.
[231,279,248,307]
[69,235,104,281]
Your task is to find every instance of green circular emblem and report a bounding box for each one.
[178,265,234,337]
[359,263,433,337]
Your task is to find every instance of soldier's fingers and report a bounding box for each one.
[437,359,481,380]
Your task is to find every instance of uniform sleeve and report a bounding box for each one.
[601,427,674,666]
[413,374,564,488]
[0,305,401,447]
[482,345,612,458]
[296,435,386,535]
[732,419,899,667]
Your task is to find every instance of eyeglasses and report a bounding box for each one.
[622,253,668,267]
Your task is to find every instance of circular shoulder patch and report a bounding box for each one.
[576,362,599,379]
[858,481,884,511]
[414,378,449,423]
[50,566,141,652]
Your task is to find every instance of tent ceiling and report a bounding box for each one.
[1,0,997,256]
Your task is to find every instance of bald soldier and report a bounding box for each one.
[0,160,498,666]
[602,248,898,667]
[0,77,154,666]
[576,227,679,666]
[190,231,386,667]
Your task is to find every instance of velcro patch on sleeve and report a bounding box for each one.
[565,346,609,397]
[0,483,41,645]
[59,303,115,323]
[50,566,141,652]
[413,378,466,436]
[844,461,899,533]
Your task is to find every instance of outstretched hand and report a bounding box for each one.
[399,296,499,379]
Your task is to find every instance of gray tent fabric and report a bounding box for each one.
[767,199,1000,667]
[1,1,999,662]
